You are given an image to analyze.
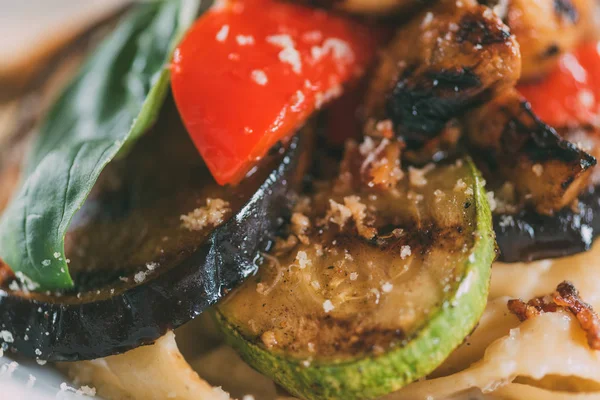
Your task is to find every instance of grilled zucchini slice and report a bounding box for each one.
[216,158,495,400]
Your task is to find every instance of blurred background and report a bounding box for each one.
[0,0,128,93]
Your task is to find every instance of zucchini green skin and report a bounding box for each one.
[216,160,495,400]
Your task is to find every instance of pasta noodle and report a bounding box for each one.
[60,332,231,400]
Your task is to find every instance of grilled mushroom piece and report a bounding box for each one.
[482,0,599,81]
[493,125,600,262]
[364,0,521,148]
[465,89,596,215]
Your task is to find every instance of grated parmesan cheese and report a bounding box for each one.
[215,25,229,42]
[146,262,158,271]
[295,251,311,269]
[134,271,147,284]
[486,191,497,212]
[236,34,255,46]
[291,212,310,235]
[291,90,305,112]
[266,34,302,74]
[327,199,352,227]
[382,282,394,293]
[181,198,231,231]
[421,12,434,28]
[311,38,354,63]
[14,271,40,292]
[582,224,593,244]
[261,331,278,348]
[59,382,96,396]
[77,385,97,396]
[532,163,544,177]
[454,179,467,192]
[401,245,412,259]
[250,69,268,86]
[0,330,14,343]
[323,299,335,313]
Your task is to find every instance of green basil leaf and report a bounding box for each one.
[0,0,201,290]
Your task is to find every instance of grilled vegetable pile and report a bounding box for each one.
[1,0,600,398]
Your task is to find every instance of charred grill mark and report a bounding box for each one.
[499,101,594,166]
[456,12,512,45]
[554,0,579,23]
[270,221,468,357]
[366,1,520,150]
[466,90,596,215]
[316,317,406,357]
[269,314,408,358]
[378,224,469,255]
[386,67,483,146]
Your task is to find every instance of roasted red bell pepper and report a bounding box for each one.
[171,0,376,185]
[518,42,600,128]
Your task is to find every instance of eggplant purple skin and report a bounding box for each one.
[495,185,600,263]
[0,134,305,362]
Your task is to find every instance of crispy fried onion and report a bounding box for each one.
[508,281,600,350]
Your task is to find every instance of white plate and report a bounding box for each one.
[0,355,99,399]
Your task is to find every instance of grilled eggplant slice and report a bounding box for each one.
[0,100,310,361]
[216,157,494,400]
[465,89,596,215]
[364,0,520,148]
[495,184,600,262]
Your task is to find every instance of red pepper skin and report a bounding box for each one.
[171,0,376,185]
[518,42,600,128]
